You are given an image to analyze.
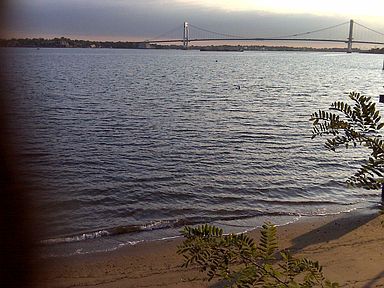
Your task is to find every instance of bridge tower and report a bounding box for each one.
[183,21,189,49]
[347,19,354,53]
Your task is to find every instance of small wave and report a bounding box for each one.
[40,219,187,246]
[42,240,144,258]
[21,152,51,158]
[41,230,110,245]
[40,211,302,246]
[255,199,354,206]
[40,199,360,246]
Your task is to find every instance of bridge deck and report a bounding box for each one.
[146,38,384,45]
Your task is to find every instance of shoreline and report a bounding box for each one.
[34,209,384,287]
[38,206,370,258]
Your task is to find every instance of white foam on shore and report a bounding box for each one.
[39,203,380,258]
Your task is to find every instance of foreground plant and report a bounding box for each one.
[311,91,384,191]
[177,223,338,287]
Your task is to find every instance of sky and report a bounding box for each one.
[2,0,384,45]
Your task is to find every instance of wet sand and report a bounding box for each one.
[35,210,384,288]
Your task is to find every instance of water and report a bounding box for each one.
[1,48,384,256]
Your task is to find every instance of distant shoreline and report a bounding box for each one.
[2,37,383,54]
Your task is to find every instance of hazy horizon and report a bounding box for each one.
[2,1,384,47]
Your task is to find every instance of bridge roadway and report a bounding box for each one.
[146,38,384,46]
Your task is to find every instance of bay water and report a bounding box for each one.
[1,48,384,256]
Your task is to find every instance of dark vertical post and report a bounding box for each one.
[183,21,189,50]
[382,185,384,203]
[380,94,384,203]
[347,19,354,53]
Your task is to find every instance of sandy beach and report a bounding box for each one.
[34,210,384,288]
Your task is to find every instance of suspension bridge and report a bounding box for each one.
[143,20,384,53]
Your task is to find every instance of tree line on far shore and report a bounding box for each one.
[0,37,144,49]
[1,37,384,54]
[368,47,384,54]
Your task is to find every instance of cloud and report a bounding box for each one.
[4,0,188,38]
[3,0,384,43]
[175,0,384,17]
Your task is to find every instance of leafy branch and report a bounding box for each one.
[310,92,384,190]
[177,223,338,287]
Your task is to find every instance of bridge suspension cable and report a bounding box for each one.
[146,24,184,41]
[189,21,350,40]
[354,21,384,37]
[271,21,350,39]
[188,23,248,39]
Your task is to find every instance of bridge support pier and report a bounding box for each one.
[347,19,354,53]
[183,21,189,49]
